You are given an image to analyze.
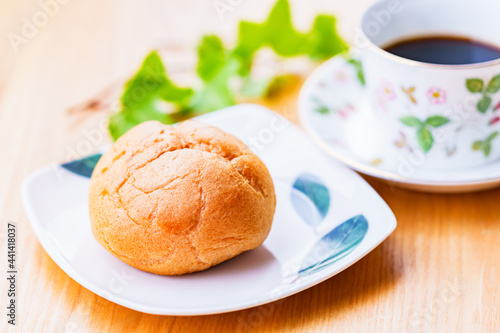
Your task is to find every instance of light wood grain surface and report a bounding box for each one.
[1,0,499,332]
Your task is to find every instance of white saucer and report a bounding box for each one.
[298,54,500,193]
[22,104,396,315]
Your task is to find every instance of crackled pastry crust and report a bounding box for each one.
[89,120,276,275]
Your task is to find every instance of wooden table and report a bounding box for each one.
[1,0,499,332]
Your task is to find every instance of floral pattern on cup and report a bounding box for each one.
[466,74,500,113]
[400,115,451,153]
[394,131,414,153]
[490,116,500,126]
[426,87,447,105]
[375,80,396,111]
[494,101,500,111]
[310,55,500,166]
[401,86,417,105]
[383,75,500,156]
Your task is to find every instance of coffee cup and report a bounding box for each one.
[359,0,500,169]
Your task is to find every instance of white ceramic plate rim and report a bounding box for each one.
[298,55,500,188]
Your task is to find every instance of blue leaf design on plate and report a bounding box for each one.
[297,214,368,279]
[291,173,330,228]
[61,153,102,178]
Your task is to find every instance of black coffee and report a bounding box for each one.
[384,36,500,65]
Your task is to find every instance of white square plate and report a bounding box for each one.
[22,104,396,315]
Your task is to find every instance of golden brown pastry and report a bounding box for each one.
[89,120,276,275]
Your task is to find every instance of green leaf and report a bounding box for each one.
[233,21,264,76]
[233,0,304,70]
[486,74,500,94]
[466,78,484,93]
[484,143,492,157]
[487,131,499,142]
[425,115,450,127]
[190,58,238,113]
[305,15,348,60]
[108,0,350,140]
[417,126,433,152]
[477,95,492,113]
[265,0,305,56]
[233,0,346,77]
[472,140,483,151]
[121,52,193,110]
[191,35,239,112]
[400,116,422,127]
[197,35,226,82]
[110,51,194,140]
